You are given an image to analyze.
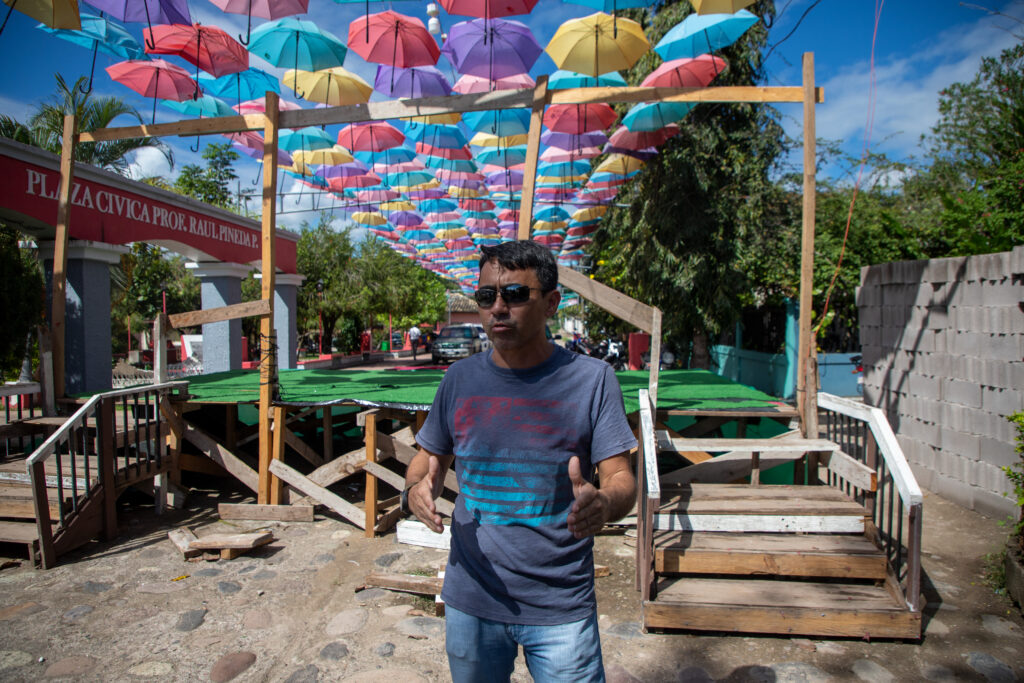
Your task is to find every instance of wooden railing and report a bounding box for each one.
[817,392,924,611]
[635,389,660,601]
[2,382,48,457]
[26,381,187,568]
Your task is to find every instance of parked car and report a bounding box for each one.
[432,324,484,364]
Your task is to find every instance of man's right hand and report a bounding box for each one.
[409,454,445,533]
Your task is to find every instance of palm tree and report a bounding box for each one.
[3,74,173,176]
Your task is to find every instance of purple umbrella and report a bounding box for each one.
[231,141,293,166]
[408,189,449,200]
[485,169,524,187]
[389,210,425,226]
[441,18,541,81]
[374,65,452,98]
[88,0,191,48]
[602,143,660,161]
[541,130,608,151]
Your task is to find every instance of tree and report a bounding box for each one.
[296,214,359,353]
[0,227,44,379]
[173,143,240,209]
[3,74,174,175]
[592,0,787,367]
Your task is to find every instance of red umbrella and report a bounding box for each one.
[327,174,382,192]
[106,58,200,122]
[543,103,618,134]
[337,121,405,152]
[460,198,495,211]
[439,0,537,19]
[452,72,534,94]
[416,142,472,160]
[607,123,680,150]
[348,10,439,68]
[640,54,727,89]
[144,23,249,79]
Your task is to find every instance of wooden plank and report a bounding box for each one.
[50,114,77,399]
[167,299,271,330]
[0,382,40,398]
[31,461,55,569]
[797,52,817,433]
[377,432,458,494]
[644,513,864,534]
[218,503,314,522]
[517,75,548,240]
[269,458,365,529]
[306,446,366,488]
[0,520,40,544]
[364,461,455,516]
[661,438,806,485]
[397,519,451,549]
[97,397,117,541]
[363,572,444,595]
[545,85,824,106]
[657,496,867,516]
[283,427,325,467]
[78,113,265,142]
[823,450,877,492]
[659,438,838,453]
[374,505,405,535]
[655,576,902,610]
[189,531,273,550]
[558,266,657,333]
[168,527,201,559]
[182,423,259,493]
[365,410,378,537]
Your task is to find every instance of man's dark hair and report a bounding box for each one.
[478,240,558,292]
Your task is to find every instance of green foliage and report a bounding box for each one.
[0,227,44,379]
[1,74,173,175]
[173,143,240,209]
[1001,412,1024,547]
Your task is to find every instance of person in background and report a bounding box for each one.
[409,324,422,360]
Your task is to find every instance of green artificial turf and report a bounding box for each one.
[182,367,785,414]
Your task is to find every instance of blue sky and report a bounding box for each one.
[1,0,1022,231]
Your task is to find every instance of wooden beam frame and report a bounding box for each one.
[167,299,271,329]
[796,54,818,435]
[50,114,77,399]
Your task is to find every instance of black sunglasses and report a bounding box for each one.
[473,284,544,307]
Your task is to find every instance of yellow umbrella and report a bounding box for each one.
[448,186,481,198]
[353,212,387,226]
[286,160,315,177]
[404,112,462,125]
[537,174,586,184]
[292,146,355,166]
[470,132,529,147]
[692,0,755,14]
[394,178,442,192]
[3,0,79,29]
[595,153,645,176]
[380,200,416,211]
[282,67,373,106]
[572,206,607,222]
[533,220,568,232]
[545,12,649,78]
[435,227,470,239]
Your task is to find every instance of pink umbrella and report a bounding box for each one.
[327,174,382,192]
[357,188,402,202]
[348,10,439,73]
[233,97,304,115]
[543,103,618,134]
[338,121,405,151]
[440,0,537,19]
[374,160,427,174]
[106,58,199,122]
[144,23,249,80]
[435,169,485,183]
[541,146,601,162]
[209,0,309,45]
[452,73,535,94]
[607,123,680,150]
[416,142,473,160]
[640,54,727,89]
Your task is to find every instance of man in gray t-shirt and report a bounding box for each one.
[403,240,637,682]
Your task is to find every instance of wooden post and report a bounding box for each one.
[322,407,332,460]
[50,114,77,399]
[365,410,378,537]
[269,406,286,504]
[796,53,817,437]
[517,75,549,241]
[31,460,56,568]
[37,327,55,417]
[257,91,281,504]
[97,397,118,540]
[648,308,662,408]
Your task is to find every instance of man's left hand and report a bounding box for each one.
[567,455,608,539]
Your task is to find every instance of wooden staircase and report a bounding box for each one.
[635,391,923,640]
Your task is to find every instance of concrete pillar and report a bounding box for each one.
[264,273,304,370]
[186,262,252,374]
[40,240,129,395]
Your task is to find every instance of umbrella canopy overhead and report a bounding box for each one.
[279,126,335,152]
[691,0,755,13]
[88,0,190,29]
[452,72,534,94]
[209,0,308,44]
[608,122,679,149]
[442,18,542,81]
[162,94,235,118]
[199,68,279,103]
[640,53,726,88]
[106,58,199,100]
[374,65,451,98]
[545,12,648,77]
[622,101,694,131]
[38,11,144,59]
[462,108,531,136]
[439,0,537,19]
[145,23,249,79]
[4,0,81,30]
[338,121,405,151]
[653,9,758,60]
[283,66,373,105]
[248,17,348,72]
[547,69,627,89]
[543,102,618,134]
[348,10,439,67]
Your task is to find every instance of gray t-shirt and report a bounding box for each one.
[415,344,637,625]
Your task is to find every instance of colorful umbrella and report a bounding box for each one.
[622,101,694,131]
[470,132,528,147]
[442,18,542,81]
[145,23,249,79]
[353,211,388,225]
[543,103,618,134]
[294,146,355,166]
[279,126,335,152]
[419,198,459,213]
[653,9,758,61]
[2,0,80,33]
[283,66,373,105]
[416,143,473,160]
[348,10,440,86]
[405,122,469,149]
[88,0,190,46]
[198,68,279,108]
[545,12,648,77]
[106,58,200,122]
[640,54,727,88]
[37,11,144,92]
[355,146,417,165]
[338,121,405,152]
[388,210,425,226]
[691,0,755,13]
[248,17,348,72]
[232,140,292,165]
[547,69,627,89]
[162,94,235,118]
[209,0,309,45]
[462,108,530,136]
[439,0,537,19]
[608,123,679,149]
[475,146,527,167]
[374,65,451,99]
[541,146,601,162]
[452,72,534,94]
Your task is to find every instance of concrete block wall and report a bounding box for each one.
[858,246,1024,518]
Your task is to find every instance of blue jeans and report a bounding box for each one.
[445,604,605,683]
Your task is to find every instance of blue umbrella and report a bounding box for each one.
[475,146,527,167]
[418,198,459,213]
[535,205,571,222]
[248,17,348,72]
[404,122,469,149]
[423,156,478,173]
[37,12,145,93]
[548,69,627,89]
[654,10,759,61]
[385,170,437,187]
[279,126,335,152]
[198,68,280,106]
[538,160,590,177]
[162,95,235,118]
[354,146,417,165]
[622,101,694,131]
[463,108,530,136]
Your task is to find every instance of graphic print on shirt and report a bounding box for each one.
[452,395,582,527]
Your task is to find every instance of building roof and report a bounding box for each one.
[447,291,477,314]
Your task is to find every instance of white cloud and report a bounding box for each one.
[126,146,173,180]
[0,93,34,122]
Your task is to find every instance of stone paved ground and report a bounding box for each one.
[0,484,1021,682]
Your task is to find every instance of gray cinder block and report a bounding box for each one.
[939,427,981,460]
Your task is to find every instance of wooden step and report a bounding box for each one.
[644,577,920,639]
[0,520,39,545]
[650,484,869,534]
[654,531,887,579]
[0,485,62,520]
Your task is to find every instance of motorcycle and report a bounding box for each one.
[602,339,626,371]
